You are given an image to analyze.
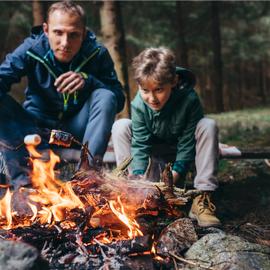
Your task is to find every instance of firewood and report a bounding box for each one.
[72,171,201,208]
[88,235,152,256]
[124,254,155,270]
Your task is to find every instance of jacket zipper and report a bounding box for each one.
[26,47,101,112]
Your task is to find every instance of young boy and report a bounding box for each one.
[111,47,220,227]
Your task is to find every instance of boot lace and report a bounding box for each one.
[198,193,216,214]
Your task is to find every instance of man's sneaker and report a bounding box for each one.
[189,192,221,227]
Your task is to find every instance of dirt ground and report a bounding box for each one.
[212,160,270,246]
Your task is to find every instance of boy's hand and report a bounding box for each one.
[55,71,85,94]
[128,174,145,180]
[172,170,180,184]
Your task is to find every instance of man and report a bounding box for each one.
[0,1,124,188]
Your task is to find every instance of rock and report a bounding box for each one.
[156,218,198,256]
[184,233,270,270]
[0,239,48,270]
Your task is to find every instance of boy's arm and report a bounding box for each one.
[131,107,152,175]
[173,94,204,177]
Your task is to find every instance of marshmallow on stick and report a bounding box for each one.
[24,134,41,146]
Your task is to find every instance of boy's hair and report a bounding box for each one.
[47,1,86,27]
[132,47,176,85]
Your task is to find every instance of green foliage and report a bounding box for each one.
[122,1,176,49]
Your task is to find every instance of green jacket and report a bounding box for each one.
[131,67,204,175]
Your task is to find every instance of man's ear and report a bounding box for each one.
[43,23,48,36]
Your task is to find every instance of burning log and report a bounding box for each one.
[88,235,153,256]
[72,171,200,206]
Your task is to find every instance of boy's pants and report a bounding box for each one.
[111,118,219,191]
[0,88,117,188]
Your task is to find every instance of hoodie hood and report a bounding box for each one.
[176,66,196,90]
[157,67,196,114]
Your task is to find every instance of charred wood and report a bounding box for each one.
[88,235,152,256]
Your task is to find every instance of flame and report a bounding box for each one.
[0,145,145,245]
[0,189,12,229]
[28,202,38,221]
[109,196,143,238]
[26,147,84,224]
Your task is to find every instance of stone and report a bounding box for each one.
[0,239,48,270]
[184,233,270,270]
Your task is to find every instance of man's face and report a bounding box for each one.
[43,10,85,63]
[139,78,176,111]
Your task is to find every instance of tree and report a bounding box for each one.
[210,2,224,112]
[32,0,48,26]
[176,2,189,67]
[99,0,130,118]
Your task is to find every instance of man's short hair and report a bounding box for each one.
[132,47,176,86]
[47,1,86,27]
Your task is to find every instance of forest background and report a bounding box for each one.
[2,0,270,116]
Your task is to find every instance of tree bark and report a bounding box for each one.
[210,2,224,112]
[32,0,47,26]
[176,2,189,67]
[99,1,130,117]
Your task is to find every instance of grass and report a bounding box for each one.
[208,107,270,147]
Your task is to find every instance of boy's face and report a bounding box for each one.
[43,10,86,63]
[139,78,176,111]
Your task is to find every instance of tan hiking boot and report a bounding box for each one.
[189,192,221,227]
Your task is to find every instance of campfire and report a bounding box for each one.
[0,142,196,269]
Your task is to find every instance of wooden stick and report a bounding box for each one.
[169,252,215,270]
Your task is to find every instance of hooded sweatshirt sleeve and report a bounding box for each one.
[130,97,152,174]
[173,91,204,175]
[0,37,33,99]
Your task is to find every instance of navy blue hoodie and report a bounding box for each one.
[0,26,125,127]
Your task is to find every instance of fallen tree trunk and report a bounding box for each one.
[221,148,270,159]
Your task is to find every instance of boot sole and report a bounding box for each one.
[188,211,221,228]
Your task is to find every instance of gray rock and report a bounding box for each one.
[184,233,270,270]
[0,239,48,270]
[156,218,198,257]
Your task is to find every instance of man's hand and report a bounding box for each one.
[55,71,85,94]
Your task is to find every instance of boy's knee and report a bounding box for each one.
[112,119,132,137]
[196,118,218,138]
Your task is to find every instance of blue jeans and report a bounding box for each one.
[60,88,117,159]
